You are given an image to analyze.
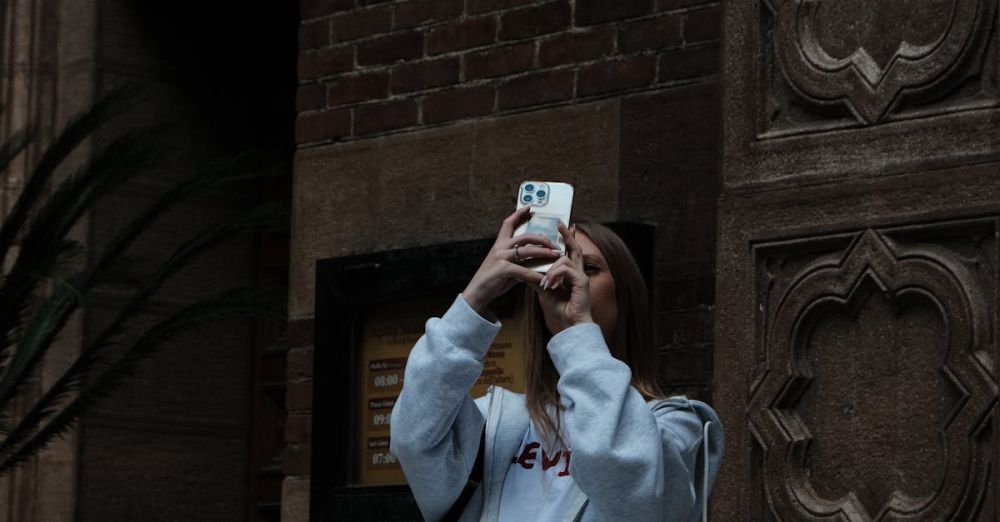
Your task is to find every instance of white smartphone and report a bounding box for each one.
[513,181,574,273]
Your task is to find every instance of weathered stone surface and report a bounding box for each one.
[718,3,1000,519]
[281,476,311,522]
[716,166,1000,520]
[723,0,1000,187]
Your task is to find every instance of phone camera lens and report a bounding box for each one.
[536,190,546,198]
[524,184,535,192]
[522,194,533,203]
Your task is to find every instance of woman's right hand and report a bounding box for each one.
[462,205,562,315]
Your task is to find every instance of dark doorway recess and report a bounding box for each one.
[119,1,299,520]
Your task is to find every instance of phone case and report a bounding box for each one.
[513,181,574,273]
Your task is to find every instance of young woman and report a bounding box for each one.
[391,206,724,521]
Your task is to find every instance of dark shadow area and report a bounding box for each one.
[80,2,298,521]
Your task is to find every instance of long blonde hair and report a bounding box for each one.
[522,221,664,446]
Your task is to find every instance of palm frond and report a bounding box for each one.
[0,128,35,184]
[89,150,283,282]
[3,150,281,358]
[0,93,132,365]
[0,237,88,373]
[0,286,284,473]
[0,88,129,269]
[79,200,288,358]
[0,132,155,405]
[0,199,286,425]
[0,90,290,477]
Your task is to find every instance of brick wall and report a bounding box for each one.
[296,0,719,144]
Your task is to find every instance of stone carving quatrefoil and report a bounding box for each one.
[749,230,996,520]
[767,0,996,123]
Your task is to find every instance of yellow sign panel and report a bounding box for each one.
[355,291,525,486]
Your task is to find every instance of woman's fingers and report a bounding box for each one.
[509,245,562,262]
[558,223,583,263]
[503,233,559,251]
[541,260,583,290]
[545,254,573,272]
[497,205,532,241]
[548,267,570,290]
[506,262,545,285]
[540,265,561,290]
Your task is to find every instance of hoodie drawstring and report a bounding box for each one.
[702,420,712,522]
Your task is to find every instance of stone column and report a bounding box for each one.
[0,0,96,521]
[715,2,1000,520]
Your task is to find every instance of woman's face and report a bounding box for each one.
[576,230,617,344]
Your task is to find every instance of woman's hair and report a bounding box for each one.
[522,220,665,447]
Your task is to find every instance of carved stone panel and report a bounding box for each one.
[746,220,997,520]
[722,0,1000,187]
[763,0,997,131]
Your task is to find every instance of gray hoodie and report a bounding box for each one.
[390,295,724,521]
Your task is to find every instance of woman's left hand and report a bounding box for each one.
[533,223,594,335]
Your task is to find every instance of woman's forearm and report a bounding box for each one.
[548,323,696,520]
[389,294,499,520]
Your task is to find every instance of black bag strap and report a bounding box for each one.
[442,426,486,522]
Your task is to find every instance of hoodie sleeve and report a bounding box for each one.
[389,294,500,521]
[547,322,723,521]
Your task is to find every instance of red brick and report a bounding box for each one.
[295,109,351,144]
[299,20,330,51]
[683,5,720,43]
[499,1,571,40]
[391,57,460,93]
[283,442,312,475]
[423,85,495,123]
[658,43,718,81]
[538,27,615,67]
[576,0,652,25]
[296,83,326,111]
[285,413,313,443]
[578,55,655,96]
[469,0,536,14]
[395,0,465,29]
[297,46,354,81]
[331,5,392,43]
[620,14,683,53]
[287,347,314,380]
[327,71,389,106]
[301,0,354,20]
[357,31,424,66]
[464,42,535,80]
[427,16,497,55]
[498,69,574,110]
[286,380,314,411]
[354,98,419,135]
